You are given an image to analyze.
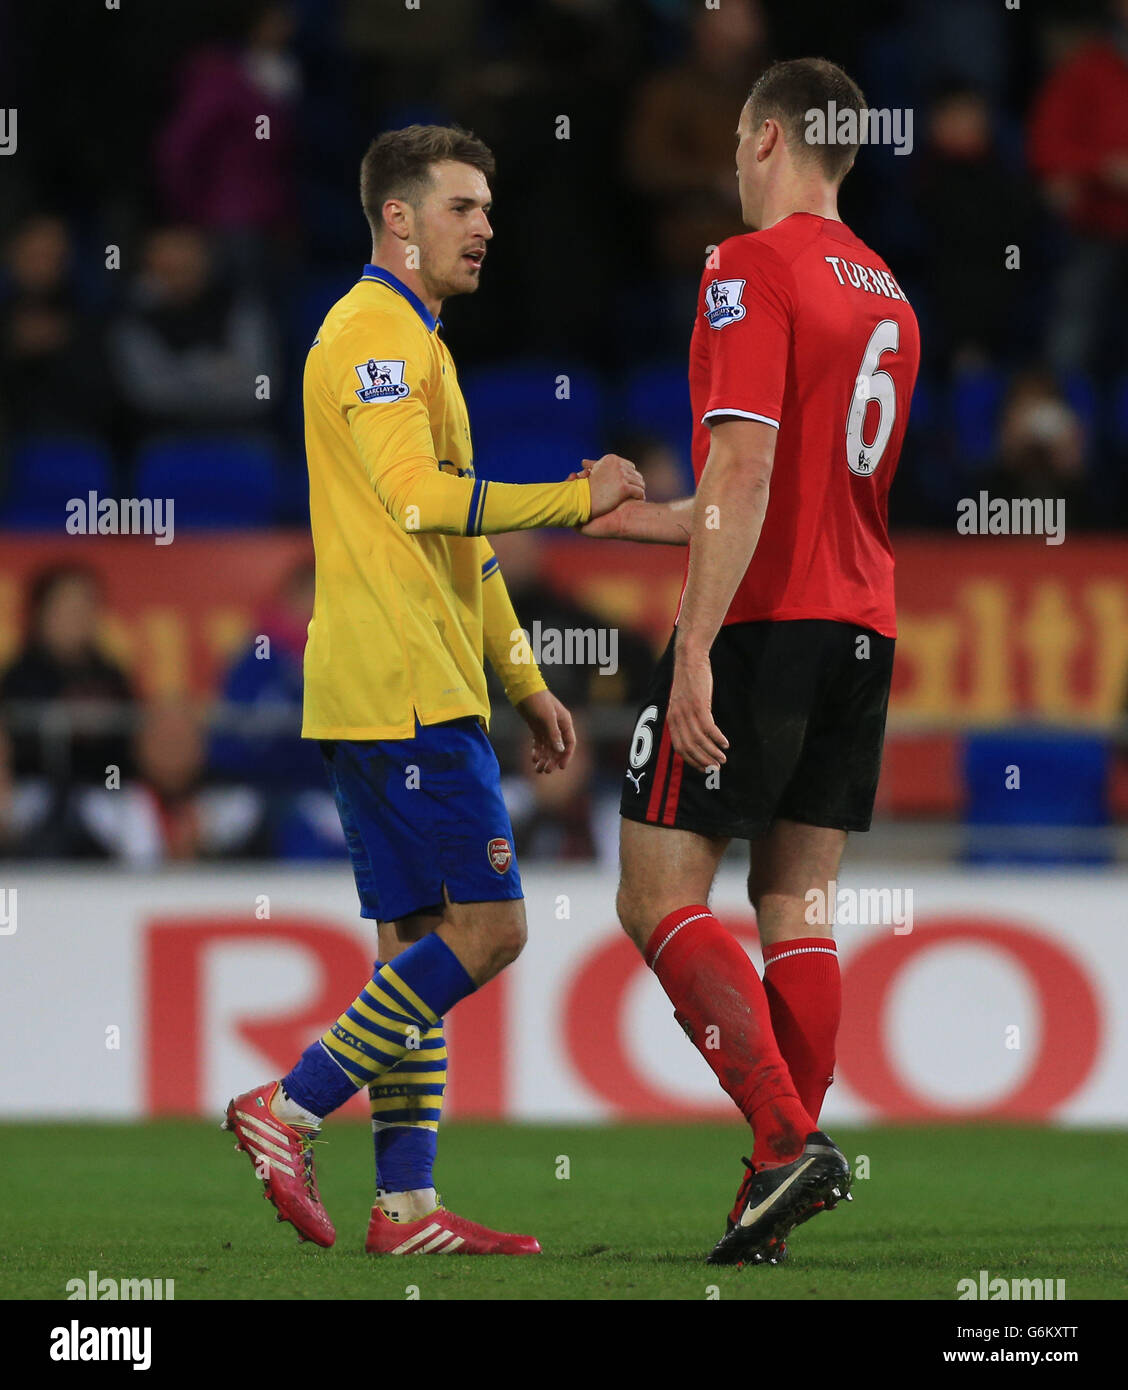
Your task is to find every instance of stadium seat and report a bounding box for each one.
[134,436,282,528]
[0,435,114,527]
[962,730,1112,865]
[950,367,1006,467]
[473,431,594,486]
[289,270,354,349]
[1110,375,1128,450]
[462,362,604,446]
[620,360,693,466]
[908,375,936,433]
[1060,370,1097,440]
[275,451,311,526]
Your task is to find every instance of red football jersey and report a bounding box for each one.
[682,212,920,638]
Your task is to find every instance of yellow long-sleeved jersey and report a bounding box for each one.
[301,264,592,740]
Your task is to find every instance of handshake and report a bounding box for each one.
[569,453,645,520]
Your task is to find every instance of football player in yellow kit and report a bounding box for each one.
[224,124,643,1256]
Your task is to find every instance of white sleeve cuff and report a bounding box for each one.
[702,407,780,428]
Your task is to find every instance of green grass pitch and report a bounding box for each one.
[2,1121,1126,1300]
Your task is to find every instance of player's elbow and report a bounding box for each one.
[392,501,427,534]
[706,448,774,495]
[382,488,449,536]
[741,454,775,488]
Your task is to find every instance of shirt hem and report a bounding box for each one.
[303,701,490,741]
[717,606,897,638]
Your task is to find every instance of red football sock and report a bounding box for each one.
[644,905,814,1167]
[762,937,841,1122]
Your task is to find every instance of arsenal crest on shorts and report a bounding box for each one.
[487,837,512,873]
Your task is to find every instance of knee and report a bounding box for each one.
[490,916,527,972]
[444,907,527,986]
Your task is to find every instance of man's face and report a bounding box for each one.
[406,160,493,302]
[145,229,210,302]
[40,575,98,660]
[735,101,767,228]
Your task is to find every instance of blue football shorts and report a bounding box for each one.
[320,715,523,922]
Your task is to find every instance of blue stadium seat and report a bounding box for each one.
[962,730,1112,865]
[289,271,354,349]
[473,432,593,486]
[462,362,604,447]
[275,450,311,527]
[1060,370,1097,439]
[1110,375,1128,450]
[950,367,1006,467]
[908,375,936,432]
[621,361,693,465]
[134,436,281,528]
[0,435,114,528]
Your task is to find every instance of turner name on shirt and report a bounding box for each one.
[823,256,908,302]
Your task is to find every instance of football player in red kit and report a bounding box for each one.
[585,57,920,1265]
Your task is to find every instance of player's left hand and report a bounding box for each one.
[667,648,728,773]
[516,688,576,773]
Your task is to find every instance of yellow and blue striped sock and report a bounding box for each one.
[369,1019,446,1194]
[282,935,473,1118]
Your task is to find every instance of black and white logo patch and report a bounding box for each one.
[703,279,747,329]
[354,358,411,403]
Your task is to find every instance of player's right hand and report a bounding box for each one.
[584,454,645,518]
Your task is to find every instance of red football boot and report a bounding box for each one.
[365,1203,541,1256]
[222,1081,336,1248]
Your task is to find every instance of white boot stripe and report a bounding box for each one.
[241,1131,293,1163]
[418,1231,457,1253]
[236,1110,289,1141]
[243,1139,296,1177]
[390,1222,441,1255]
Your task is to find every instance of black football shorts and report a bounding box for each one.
[619,619,895,840]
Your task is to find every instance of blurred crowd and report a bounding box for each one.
[0,0,1126,864]
[0,552,657,864]
[1,0,1126,512]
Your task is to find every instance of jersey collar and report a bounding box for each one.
[360,264,442,332]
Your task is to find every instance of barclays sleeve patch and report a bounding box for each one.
[703,279,747,329]
[354,358,411,403]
